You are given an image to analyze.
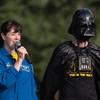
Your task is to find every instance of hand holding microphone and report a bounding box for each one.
[15,42,32,64]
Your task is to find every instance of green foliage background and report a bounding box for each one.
[0,0,100,98]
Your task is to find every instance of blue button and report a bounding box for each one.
[87,58,89,60]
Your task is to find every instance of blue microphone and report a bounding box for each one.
[15,42,32,64]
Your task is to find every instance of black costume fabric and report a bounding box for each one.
[40,41,100,100]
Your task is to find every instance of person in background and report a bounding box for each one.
[40,8,100,100]
[0,19,38,100]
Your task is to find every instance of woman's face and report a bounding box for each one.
[1,27,21,51]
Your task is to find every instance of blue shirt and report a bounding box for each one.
[0,46,38,100]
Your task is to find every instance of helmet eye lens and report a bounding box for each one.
[80,24,87,33]
[75,24,87,34]
[75,23,95,34]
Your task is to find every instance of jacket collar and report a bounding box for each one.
[0,45,12,56]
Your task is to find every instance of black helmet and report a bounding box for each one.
[68,8,95,42]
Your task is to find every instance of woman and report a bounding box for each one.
[0,20,38,100]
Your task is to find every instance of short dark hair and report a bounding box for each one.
[0,19,23,48]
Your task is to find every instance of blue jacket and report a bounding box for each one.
[0,46,38,100]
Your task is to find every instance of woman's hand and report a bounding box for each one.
[17,46,28,62]
[14,46,28,71]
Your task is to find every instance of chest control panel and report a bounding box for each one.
[78,56,91,71]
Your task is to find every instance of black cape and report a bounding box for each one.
[40,41,100,100]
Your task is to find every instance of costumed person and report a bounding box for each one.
[40,8,100,100]
[0,20,38,100]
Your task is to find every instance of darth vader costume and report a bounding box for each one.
[40,8,100,100]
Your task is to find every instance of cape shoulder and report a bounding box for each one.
[54,41,75,57]
[89,42,100,59]
[90,42,100,50]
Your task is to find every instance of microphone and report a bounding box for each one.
[15,42,32,64]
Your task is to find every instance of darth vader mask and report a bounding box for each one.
[68,8,95,42]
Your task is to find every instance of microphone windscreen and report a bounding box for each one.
[15,42,21,48]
